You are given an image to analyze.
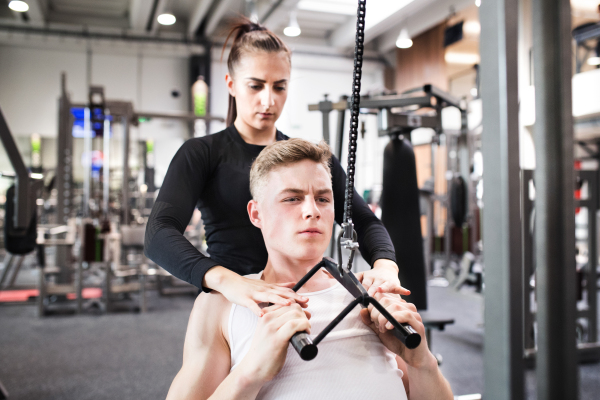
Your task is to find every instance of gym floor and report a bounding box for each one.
[1,268,599,399]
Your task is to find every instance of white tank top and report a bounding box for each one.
[228,273,408,400]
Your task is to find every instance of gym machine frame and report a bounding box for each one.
[521,168,600,363]
[309,84,470,277]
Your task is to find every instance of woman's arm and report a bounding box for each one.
[329,155,396,266]
[329,155,409,295]
[144,138,220,291]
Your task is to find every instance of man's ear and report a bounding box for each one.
[226,74,235,97]
[247,200,262,229]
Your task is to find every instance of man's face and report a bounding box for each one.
[249,159,334,263]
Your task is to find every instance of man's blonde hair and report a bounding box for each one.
[250,138,332,201]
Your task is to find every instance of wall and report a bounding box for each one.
[0,43,191,188]
[395,23,448,94]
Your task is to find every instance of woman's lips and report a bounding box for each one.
[258,113,274,118]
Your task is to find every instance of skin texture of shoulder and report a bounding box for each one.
[166,292,232,400]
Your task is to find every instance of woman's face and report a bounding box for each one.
[226,51,291,133]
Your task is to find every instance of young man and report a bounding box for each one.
[166,139,453,400]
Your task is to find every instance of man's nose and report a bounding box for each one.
[302,197,321,219]
[261,88,275,108]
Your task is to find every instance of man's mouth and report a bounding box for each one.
[299,229,322,235]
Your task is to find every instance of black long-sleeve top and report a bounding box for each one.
[144,125,396,291]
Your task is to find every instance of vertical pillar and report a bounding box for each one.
[532,0,578,398]
[480,0,524,397]
[121,116,130,226]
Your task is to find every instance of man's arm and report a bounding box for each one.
[359,294,453,400]
[167,292,236,400]
[167,295,311,400]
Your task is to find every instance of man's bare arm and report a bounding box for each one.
[167,292,264,400]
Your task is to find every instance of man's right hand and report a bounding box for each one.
[203,266,309,316]
[237,303,311,384]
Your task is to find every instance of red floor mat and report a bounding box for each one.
[0,288,103,302]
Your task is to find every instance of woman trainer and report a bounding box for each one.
[144,19,408,316]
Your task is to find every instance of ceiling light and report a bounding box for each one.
[588,56,600,66]
[445,52,481,65]
[470,87,478,97]
[396,28,413,49]
[157,13,176,26]
[475,0,481,6]
[8,1,29,12]
[284,11,301,37]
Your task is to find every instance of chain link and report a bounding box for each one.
[343,0,366,225]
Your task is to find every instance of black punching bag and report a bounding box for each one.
[380,137,427,310]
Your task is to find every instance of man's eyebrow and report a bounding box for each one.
[279,188,333,196]
[245,77,288,84]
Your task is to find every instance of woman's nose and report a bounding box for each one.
[261,89,275,108]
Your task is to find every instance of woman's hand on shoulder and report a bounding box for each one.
[356,259,411,297]
[203,266,308,316]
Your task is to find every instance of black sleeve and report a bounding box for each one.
[144,139,220,290]
[330,155,397,266]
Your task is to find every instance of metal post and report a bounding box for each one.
[103,113,111,217]
[83,107,92,218]
[532,0,578,398]
[480,0,524,398]
[56,73,73,226]
[121,116,130,226]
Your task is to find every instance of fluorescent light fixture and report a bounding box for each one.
[298,0,414,30]
[588,56,600,66]
[445,52,481,65]
[297,0,357,15]
[475,0,481,7]
[396,29,413,49]
[571,0,599,12]
[284,11,301,37]
[9,1,29,12]
[157,13,176,26]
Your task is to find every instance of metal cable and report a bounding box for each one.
[343,0,366,224]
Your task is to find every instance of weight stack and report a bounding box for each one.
[380,137,428,310]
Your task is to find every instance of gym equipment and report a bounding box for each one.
[521,169,600,363]
[288,0,421,361]
[381,137,428,309]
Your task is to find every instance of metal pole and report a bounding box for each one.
[532,0,578,397]
[480,0,524,398]
[56,73,73,226]
[83,107,92,219]
[103,113,110,218]
[121,116,130,226]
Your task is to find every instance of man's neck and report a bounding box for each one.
[262,253,334,293]
[234,119,277,146]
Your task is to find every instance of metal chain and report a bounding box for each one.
[343,0,366,225]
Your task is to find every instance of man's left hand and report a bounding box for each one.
[359,293,434,369]
[357,259,410,297]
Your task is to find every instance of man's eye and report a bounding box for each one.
[317,197,331,203]
[275,86,286,92]
[284,197,300,202]
[250,85,262,90]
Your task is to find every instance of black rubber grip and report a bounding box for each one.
[391,323,421,349]
[290,332,318,361]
